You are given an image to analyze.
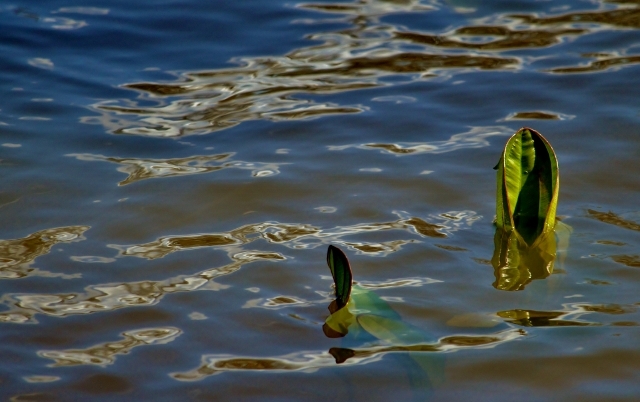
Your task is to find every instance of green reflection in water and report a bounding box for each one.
[322,246,446,390]
[491,220,572,291]
[491,228,556,291]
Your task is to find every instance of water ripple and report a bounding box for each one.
[83,1,522,137]
[171,328,525,380]
[39,327,181,367]
[110,211,479,260]
[67,153,283,185]
[0,226,89,279]
[0,251,280,323]
[328,126,512,155]
[498,302,638,327]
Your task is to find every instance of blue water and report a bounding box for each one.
[2,0,640,400]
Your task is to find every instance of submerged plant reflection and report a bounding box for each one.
[491,127,567,291]
[323,245,445,389]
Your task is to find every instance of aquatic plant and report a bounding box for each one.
[494,127,559,245]
[491,127,567,291]
[323,245,444,388]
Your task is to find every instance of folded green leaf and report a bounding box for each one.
[496,127,559,246]
[327,245,353,309]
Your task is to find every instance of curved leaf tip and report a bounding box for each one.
[326,245,353,309]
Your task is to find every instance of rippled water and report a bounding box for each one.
[2,0,640,400]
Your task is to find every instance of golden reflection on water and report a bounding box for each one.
[243,276,441,310]
[83,0,522,137]
[110,211,478,260]
[394,26,585,51]
[498,302,638,327]
[511,2,640,29]
[67,153,282,185]
[0,226,89,279]
[328,126,513,155]
[170,328,524,381]
[587,209,640,231]
[39,327,181,366]
[610,254,640,267]
[548,54,640,73]
[0,251,279,323]
[0,212,474,323]
[502,111,575,121]
[82,0,640,137]
[357,276,442,289]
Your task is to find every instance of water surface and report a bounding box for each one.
[2,0,640,400]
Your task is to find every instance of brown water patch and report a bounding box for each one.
[548,54,640,73]
[299,2,434,15]
[39,327,181,367]
[472,258,492,265]
[508,111,560,120]
[345,52,517,73]
[511,6,640,29]
[365,143,425,154]
[171,328,524,380]
[395,27,585,51]
[584,278,613,285]
[273,297,296,304]
[300,4,360,13]
[84,0,520,138]
[0,226,89,279]
[611,254,640,267]
[586,209,640,231]
[596,240,626,246]
[332,126,512,155]
[403,218,446,238]
[497,309,594,327]
[498,303,638,328]
[0,251,278,323]
[111,213,476,261]
[67,153,283,185]
[358,276,441,289]
[611,321,639,326]
[10,393,57,402]
[434,244,467,251]
[344,240,414,254]
[580,304,636,315]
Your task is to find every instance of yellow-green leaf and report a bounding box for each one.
[496,127,559,245]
